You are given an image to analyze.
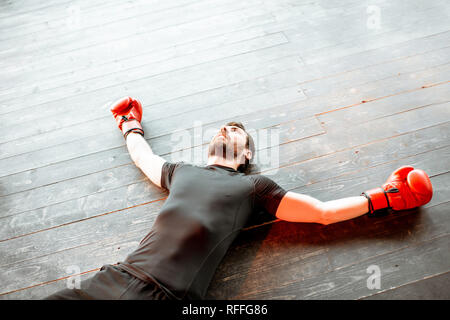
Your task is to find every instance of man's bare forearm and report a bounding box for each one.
[126,132,153,163]
[319,195,369,225]
[275,192,368,225]
[126,132,166,188]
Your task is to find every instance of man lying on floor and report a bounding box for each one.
[45,97,433,300]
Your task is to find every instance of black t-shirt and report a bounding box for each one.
[118,162,287,300]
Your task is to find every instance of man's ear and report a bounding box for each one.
[245,149,252,162]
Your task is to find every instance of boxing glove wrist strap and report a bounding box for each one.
[122,119,144,140]
[361,187,390,215]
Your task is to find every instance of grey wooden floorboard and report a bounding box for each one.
[0,2,366,69]
[2,46,449,159]
[1,167,448,298]
[0,0,199,40]
[0,0,392,86]
[0,0,449,300]
[2,6,447,116]
[2,0,440,65]
[0,77,446,248]
[0,0,445,105]
[0,86,448,237]
[1,124,448,255]
[2,31,448,147]
[0,106,447,242]
[0,0,358,40]
[1,99,448,221]
[0,3,271,67]
[2,177,449,299]
[0,0,355,91]
[296,5,450,65]
[0,0,76,19]
[0,141,448,296]
[361,271,450,300]
[0,72,447,194]
[2,122,449,265]
[0,32,291,121]
[0,11,274,92]
[2,28,449,110]
[0,0,263,59]
[213,234,450,299]
[1,122,448,247]
[0,59,448,179]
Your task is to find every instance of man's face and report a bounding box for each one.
[208,125,250,164]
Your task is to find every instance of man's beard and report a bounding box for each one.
[208,138,240,162]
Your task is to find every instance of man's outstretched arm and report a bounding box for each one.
[126,133,166,188]
[275,166,433,225]
[110,96,166,188]
[275,193,368,225]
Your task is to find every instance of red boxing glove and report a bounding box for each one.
[362,166,433,215]
[110,96,144,139]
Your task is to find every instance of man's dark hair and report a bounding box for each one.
[225,121,256,175]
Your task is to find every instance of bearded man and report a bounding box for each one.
[45,97,433,300]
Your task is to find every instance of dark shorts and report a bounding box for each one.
[44,264,170,300]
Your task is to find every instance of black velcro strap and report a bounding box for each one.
[361,191,391,218]
[361,192,374,214]
[382,188,391,209]
[122,119,144,140]
[124,128,144,140]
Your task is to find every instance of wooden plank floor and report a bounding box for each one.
[0,0,449,300]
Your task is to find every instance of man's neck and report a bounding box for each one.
[207,156,239,171]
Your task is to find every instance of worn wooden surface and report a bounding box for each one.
[0,0,449,300]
